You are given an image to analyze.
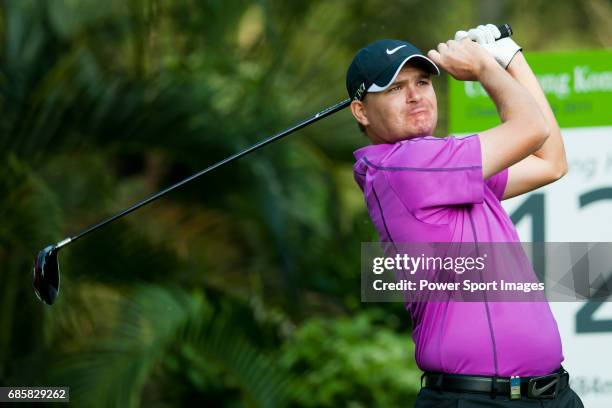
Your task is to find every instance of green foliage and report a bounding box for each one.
[281,310,421,407]
[47,285,295,407]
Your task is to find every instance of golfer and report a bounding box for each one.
[348,24,584,407]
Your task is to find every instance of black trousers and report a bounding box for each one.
[414,384,585,407]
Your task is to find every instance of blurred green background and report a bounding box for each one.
[0,0,609,406]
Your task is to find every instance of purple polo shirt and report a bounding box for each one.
[353,134,563,377]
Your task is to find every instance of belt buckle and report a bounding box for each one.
[527,372,560,399]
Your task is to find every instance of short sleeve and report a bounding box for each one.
[378,135,485,212]
[485,168,509,201]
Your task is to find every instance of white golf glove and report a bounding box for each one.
[454,24,522,69]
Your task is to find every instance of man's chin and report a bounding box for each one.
[395,129,433,141]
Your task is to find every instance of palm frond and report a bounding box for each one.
[49,285,295,407]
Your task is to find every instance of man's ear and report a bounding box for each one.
[350,100,369,128]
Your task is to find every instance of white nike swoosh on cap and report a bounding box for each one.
[386,45,407,54]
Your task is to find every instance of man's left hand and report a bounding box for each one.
[454,24,522,69]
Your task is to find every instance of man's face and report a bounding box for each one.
[354,64,438,143]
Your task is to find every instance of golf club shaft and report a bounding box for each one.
[55,98,352,249]
[498,24,512,38]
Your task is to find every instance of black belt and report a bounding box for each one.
[422,366,569,399]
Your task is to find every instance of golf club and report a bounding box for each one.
[33,98,351,305]
[33,23,514,306]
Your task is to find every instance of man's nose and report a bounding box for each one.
[405,86,421,103]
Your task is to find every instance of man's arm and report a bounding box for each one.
[428,39,550,180]
[454,24,568,199]
[502,52,568,199]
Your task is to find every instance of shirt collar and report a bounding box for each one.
[353,143,395,161]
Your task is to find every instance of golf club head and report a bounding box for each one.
[33,244,60,305]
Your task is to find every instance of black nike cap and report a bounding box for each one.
[346,39,440,101]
